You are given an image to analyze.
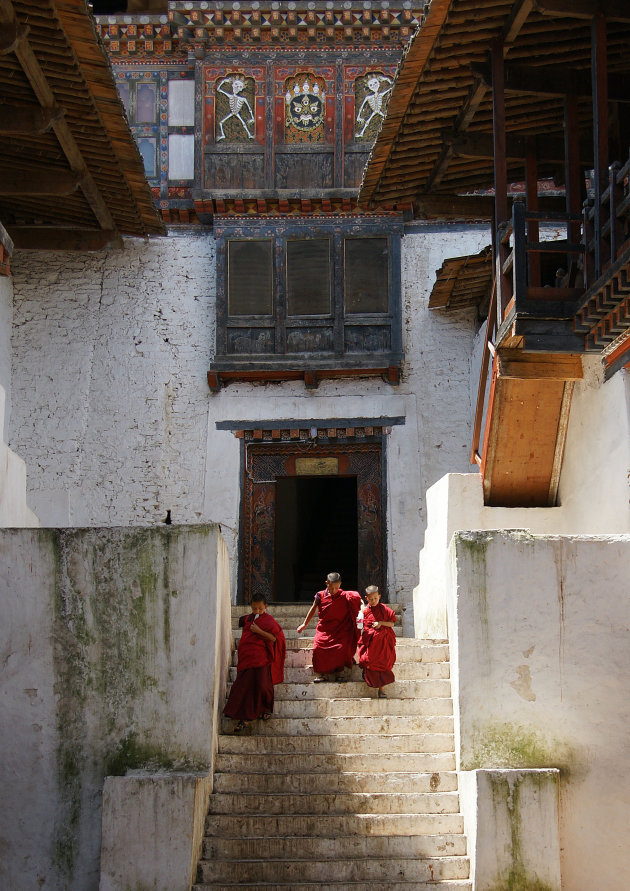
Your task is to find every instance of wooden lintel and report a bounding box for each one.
[0,20,28,55]
[0,168,79,196]
[497,348,583,380]
[533,0,630,24]
[9,228,122,251]
[0,104,59,135]
[472,61,630,103]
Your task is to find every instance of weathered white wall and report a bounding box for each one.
[0,273,11,409]
[448,530,630,891]
[459,768,561,890]
[8,224,489,610]
[0,524,231,891]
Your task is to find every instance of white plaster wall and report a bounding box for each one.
[450,531,630,891]
[0,524,231,891]
[9,224,489,610]
[0,273,11,414]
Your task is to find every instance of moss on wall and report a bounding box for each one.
[48,525,215,885]
[463,722,574,776]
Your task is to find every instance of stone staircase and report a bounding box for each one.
[193,602,471,890]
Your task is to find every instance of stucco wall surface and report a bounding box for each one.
[8,224,488,608]
[0,524,231,891]
[449,530,630,891]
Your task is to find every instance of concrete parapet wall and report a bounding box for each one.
[459,768,561,891]
[0,524,232,891]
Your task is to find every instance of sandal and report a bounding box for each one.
[377,689,387,698]
[313,676,328,683]
[261,712,272,721]
[334,675,346,683]
[233,720,247,732]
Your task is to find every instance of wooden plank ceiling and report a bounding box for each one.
[0,0,164,250]
[429,245,492,311]
[359,0,630,213]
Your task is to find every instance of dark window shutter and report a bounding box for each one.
[228,240,273,315]
[344,237,389,313]
[286,239,331,316]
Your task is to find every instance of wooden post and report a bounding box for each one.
[564,92,582,255]
[591,11,609,280]
[525,137,540,287]
[492,38,510,317]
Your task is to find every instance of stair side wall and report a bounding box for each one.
[0,525,232,891]
[450,530,630,891]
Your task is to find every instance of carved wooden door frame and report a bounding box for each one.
[240,438,385,603]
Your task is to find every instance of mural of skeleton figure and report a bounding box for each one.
[216,76,255,141]
[355,74,393,138]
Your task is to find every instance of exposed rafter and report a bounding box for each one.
[533,0,630,23]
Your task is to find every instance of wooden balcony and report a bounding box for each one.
[473,159,630,506]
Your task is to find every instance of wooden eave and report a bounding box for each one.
[359,0,630,209]
[429,245,492,310]
[0,0,164,251]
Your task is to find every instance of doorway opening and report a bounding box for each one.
[274,476,358,601]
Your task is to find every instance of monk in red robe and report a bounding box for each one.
[224,594,286,731]
[297,572,362,682]
[357,585,397,697]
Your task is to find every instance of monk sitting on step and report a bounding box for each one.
[297,572,362,683]
[357,585,397,698]
[224,594,286,732]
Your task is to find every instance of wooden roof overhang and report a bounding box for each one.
[0,0,164,255]
[360,0,630,213]
[429,245,492,311]
[360,0,630,507]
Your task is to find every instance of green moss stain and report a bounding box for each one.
[463,722,575,776]
[485,774,556,891]
[48,526,215,882]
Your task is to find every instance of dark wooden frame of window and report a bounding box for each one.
[208,217,403,390]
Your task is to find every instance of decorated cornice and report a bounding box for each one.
[96,2,427,54]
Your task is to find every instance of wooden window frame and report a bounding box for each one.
[210,217,403,387]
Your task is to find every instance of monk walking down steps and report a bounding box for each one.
[224,594,286,732]
[357,584,397,698]
[297,571,362,683]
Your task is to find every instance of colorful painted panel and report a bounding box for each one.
[203,65,265,146]
[353,72,394,141]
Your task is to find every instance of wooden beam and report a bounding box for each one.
[412,194,566,221]
[0,168,79,195]
[9,228,122,251]
[503,0,536,45]
[472,62,630,103]
[533,0,630,23]
[0,0,117,234]
[447,131,592,164]
[0,104,59,135]
[592,11,608,280]
[497,349,583,380]
[423,77,487,193]
[0,19,27,54]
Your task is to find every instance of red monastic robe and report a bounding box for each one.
[357,602,396,688]
[224,612,286,721]
[312,588,362,675]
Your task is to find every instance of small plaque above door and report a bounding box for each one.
[295,457,339,476]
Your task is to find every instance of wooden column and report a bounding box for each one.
[591,11,609,279]
[491,38,509,317]
[564,92,582,249]
[525,137,540,287]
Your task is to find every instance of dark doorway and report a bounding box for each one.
[274,476,358,601]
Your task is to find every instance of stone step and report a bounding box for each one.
[214,751,457,775]
[213,770,458,795]
[218,732,455,755]
[207,791,460,816]
[204,812,465,839]
[229,662,449,685]
[271,679,452,701]
[231,603,405,618]
[235,642,448,668]
[194,881,472,891]
[220,714,454,737]
[197,855,469,884]
[268,696,453,718]
[202,832,467,861]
